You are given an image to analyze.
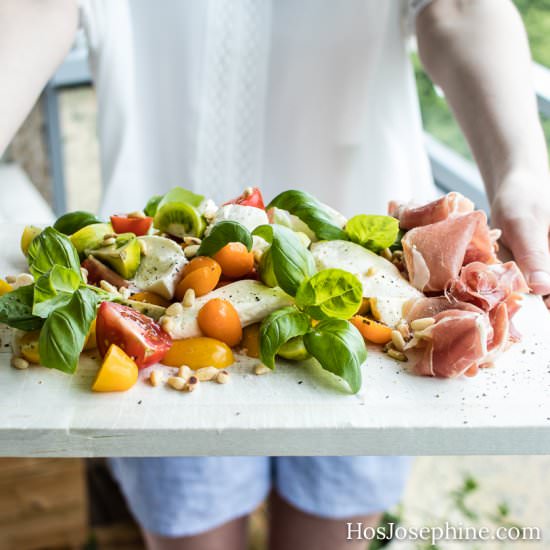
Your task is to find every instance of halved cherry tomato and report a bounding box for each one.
[92,344,138,392]
[350,315,392,345]
[175,257,221,300]
[96,302,172,368]
[131,291,171,308]
[198,298,242,347]
[162,337,234,369]
[240,323,260,358]
[223,187,265,210]
[213,242,254,278]
[110,214,153,236]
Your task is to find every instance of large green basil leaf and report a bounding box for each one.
[345,214,399,253]
[33,265,83,318]
[253,224,315,296]
[303,319,367,394]
[0,285,44,331]
[259,306,311,369]
[38,287,99,374]
[53,210,102,235]
[267,190,347,241]
[27,227,81,278]
[295,268,363,320]
[197,221,253,257]
[144,194,163,217]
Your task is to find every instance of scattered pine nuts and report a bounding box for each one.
[381,248,393,261]
[160,317,175,334]
[103,233,117,240]
[11,356,29,370]
[243,187,253,197]
[139,240,148,255]
[183,236,202,246]
[396,321,411,340]
[128,210,146,218]
[410,317,436,332]
[254,363,271,375]
[5,275,16,284]
[119,287,131,300]
[14,273,34,288]
[195,366,219,381]
[184,244,200,259]
[366,266,377,277]
[165,302,184,317]
[100,280,118,294]
[178,365,193,379]
[216,370,230,384]
[387,348,408,362]
[80,267,89,283]
[391,330,406,352]
[150,370,163,387]
[167,376,187,390]
[103,237,116,246]
[185,376,200,392]
[183,288,196,307]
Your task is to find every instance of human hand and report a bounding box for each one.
[490,172,550,307]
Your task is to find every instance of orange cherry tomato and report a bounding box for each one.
[131,291,171,308]
[350,315,392,345]
[175,257,221,300]
[162,337,234,369]
[197,298,242,347]
[92,344,138,392]
[240,323,260,358]
[213,243,254,279]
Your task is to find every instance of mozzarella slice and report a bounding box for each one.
[134,236,187,300]
[310,240,422,327]
[207,204,269,233]
[161,280,293,340]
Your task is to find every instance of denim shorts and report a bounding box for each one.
[109,456,412,537]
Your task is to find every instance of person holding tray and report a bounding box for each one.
[1,1,549,549]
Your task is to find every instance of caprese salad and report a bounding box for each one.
[0,186,528,394]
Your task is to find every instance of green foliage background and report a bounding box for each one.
[414,0,550,160]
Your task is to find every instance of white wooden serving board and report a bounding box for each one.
[1,224,550,457]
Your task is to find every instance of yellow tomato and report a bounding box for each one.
[131,291,171,308]
[19,331,41,364]
[0,279,13,297]
[175,257,221,300]
[240,323,260,358]
[84,319,97,351]
[213,243,254,278]
[350,315,392,345]
[162,337,234,369]
[92,344,138,392]
[20,225,42,256]
[198,298,242,347]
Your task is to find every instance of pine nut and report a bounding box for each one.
[80,267,89,283]
[183,288,196,307]
[216,370,230,384]
[150,370,163,387]
[103,233,117,240]
[183,236,202,246]
[178,365,193,379]
[15,273,34,288]
[165,302,184,317]
[195,366,219,381]
[184,244,199,259]
[387,348,408,362]
[11,356,29,370]
[5,275,16,284]
[100,280,118,294]
[139,240,148,255]
[243,187,253,197]
[366,266,377,277]
[119,287,131,300]
[396,321,411,340]
[160,317,174,334]
[167,376,186,390]
[254,363,271,375]
[410,317,436,331]
[185,376,200,392]
[381,248,393,261]
[391,330,406,352]
[103,237,116,246]
[128,210,146,219]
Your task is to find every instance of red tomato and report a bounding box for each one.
[223,187,265,210]
[96,302,172,368]
[110,215,153,236]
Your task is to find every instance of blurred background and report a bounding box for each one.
[0,1,549,549]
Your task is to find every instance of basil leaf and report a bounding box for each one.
[27,227,81,278]
[39,287,99,374]
[259,306,311,369]
[197,221,253,257]
[389,228,405,252]
[304,319,367,394]
[0,285,44,331]
[253,224,316,296]
[144,194,163,217]
[53,211,102,235]
[345,214,399,253]
[296,268,363,320]
[268,190,347,241]
[33,265,83,318]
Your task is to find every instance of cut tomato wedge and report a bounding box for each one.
[96,302,172,368]
[110,214,153,236]
[223,187,265,210]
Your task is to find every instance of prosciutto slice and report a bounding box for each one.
[389,192,474,230]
